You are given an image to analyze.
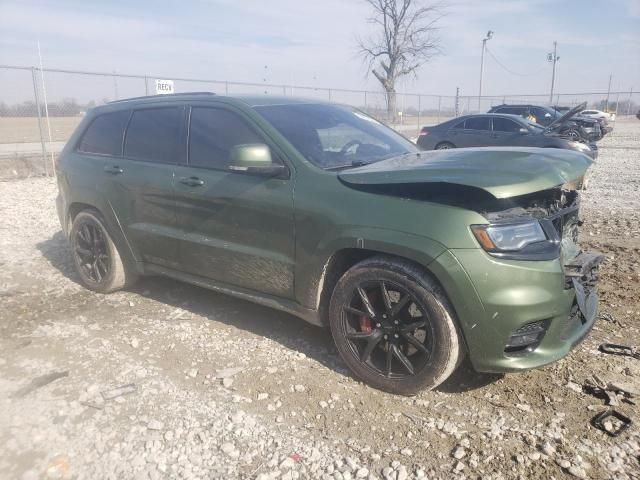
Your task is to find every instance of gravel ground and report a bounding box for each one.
[1,119,639,480]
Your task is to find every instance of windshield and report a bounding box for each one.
[254,103,417,169]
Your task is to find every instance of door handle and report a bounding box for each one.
[179,176,205,187]
[104,165,123,175]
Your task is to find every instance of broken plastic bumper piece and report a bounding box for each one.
[564,251,605,325]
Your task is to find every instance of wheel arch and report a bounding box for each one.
[66,202,99,236]
[435,141,455,149]
[66,201,141,274]
[316,248,459,330]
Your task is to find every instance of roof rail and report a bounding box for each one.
[108,92,216,104]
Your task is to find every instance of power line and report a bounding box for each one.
[484,46,546,77]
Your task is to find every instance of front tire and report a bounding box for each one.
[70,210,136,293]
[329,257,462,395]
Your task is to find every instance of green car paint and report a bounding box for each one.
[56,93,600,374]
[338,147,593,199]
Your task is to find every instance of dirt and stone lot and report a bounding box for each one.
[1,119,639,479]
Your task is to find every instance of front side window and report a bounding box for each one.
[464,117,491,131]
[255,103,416,169]
[188,107,264,169]
[532,107,555,125]
[492,117,521,133]
[124,107,182,163]
[77,110,130,156]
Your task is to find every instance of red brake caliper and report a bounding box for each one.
[360,315,372,334]
[359,290,375,333]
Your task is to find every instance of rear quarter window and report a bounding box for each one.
[77,110,130,156]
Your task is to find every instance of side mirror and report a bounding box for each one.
[519,128,529,134]
[228,144,288,178]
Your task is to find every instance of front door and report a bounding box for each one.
[490,116,526,145]
[173,105,296,298]
[103,105,185,269]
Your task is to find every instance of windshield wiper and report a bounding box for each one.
[324,152,414,171]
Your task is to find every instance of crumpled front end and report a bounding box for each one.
[437,186,604,373]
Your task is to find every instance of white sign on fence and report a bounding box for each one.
[155,79,174,95]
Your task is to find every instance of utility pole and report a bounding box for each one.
[627,87,634,116]
[478,30,493,110]
[605,74,612,112]
[548,41,559,103]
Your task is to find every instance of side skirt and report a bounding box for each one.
[144,264,323,327]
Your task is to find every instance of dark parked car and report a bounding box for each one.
[488,102,607,141]
[56,93,601,395]
[417,113,597,160]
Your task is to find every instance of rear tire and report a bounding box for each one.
[328,257,462,395]
[435,142,455,150]
[70,210,136,293]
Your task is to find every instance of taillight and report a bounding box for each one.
[419,129,430,136]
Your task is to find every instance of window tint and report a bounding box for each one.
[188,107,264,169]
[492,117,521,133]
[464,117,491,131]
[77,110,130,156]
[124,107,182,163]
[452,120,465,129]
[497,107,525,116]
[255,104,415,169]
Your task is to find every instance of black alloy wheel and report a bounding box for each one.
[74,222,110,283]
[329,257,462,395]
[341,279,434,379]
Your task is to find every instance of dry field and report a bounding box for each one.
[0,117,82,144]
[0,119,639,480]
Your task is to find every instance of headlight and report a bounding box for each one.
[471,221,547,251]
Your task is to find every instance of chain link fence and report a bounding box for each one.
[1,64,638,178]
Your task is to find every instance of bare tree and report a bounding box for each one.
[358,0,446,121]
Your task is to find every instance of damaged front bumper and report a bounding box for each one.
[565,252,605,326]
[433,247,605,374]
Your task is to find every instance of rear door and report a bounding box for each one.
[173,104,296,298]
[102,104,185,269]
[457,116,493,146]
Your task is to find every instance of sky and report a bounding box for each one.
[1,0,639,102]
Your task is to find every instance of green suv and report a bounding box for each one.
[56,93,602,394]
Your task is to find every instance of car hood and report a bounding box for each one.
[338,147,593,199]
[549,101,587,127]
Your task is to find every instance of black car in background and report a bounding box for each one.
[417,113,597,160]
[488,102,608,141]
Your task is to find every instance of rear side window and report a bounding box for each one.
[188,107,264,169]
[452,120,465,129]
[464,117,491,131]
[124,107,182,163]
[77,110,130,156]
[492,117,521,132]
